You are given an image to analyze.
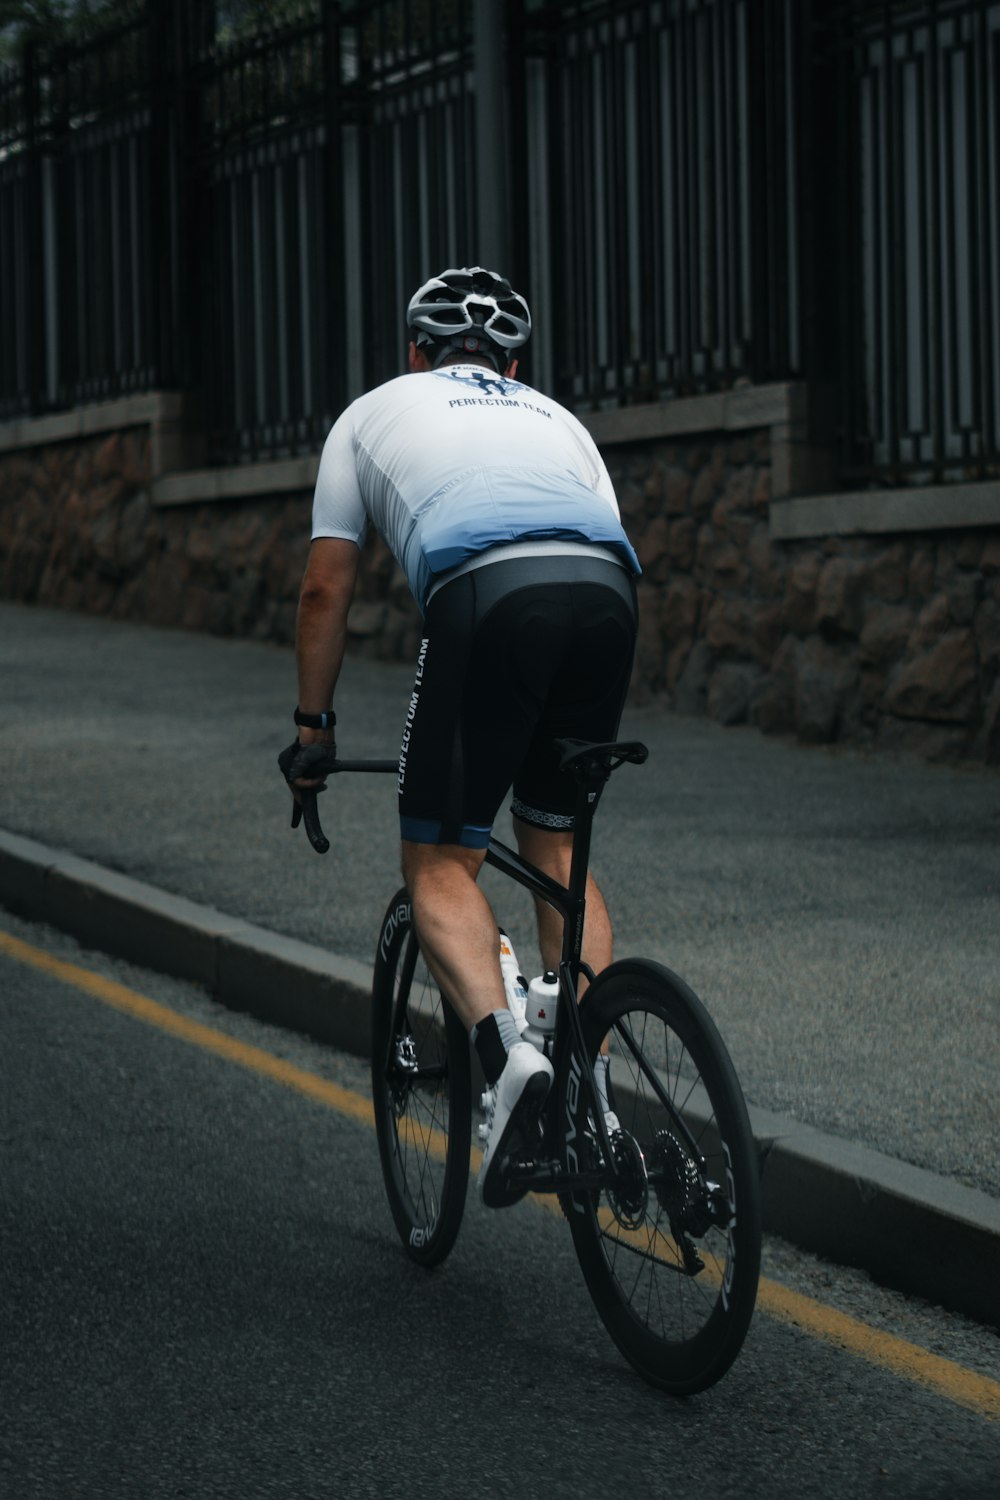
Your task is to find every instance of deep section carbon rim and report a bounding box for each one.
[562,959,761,1394]
[371,888,471,1267]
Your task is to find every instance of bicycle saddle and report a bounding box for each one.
[555,738,649,779]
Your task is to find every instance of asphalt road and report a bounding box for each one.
[2,910,998,1500]
[1,603,998,1198]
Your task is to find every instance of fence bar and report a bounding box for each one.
[474,0,509,268]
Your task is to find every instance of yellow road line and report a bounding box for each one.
[532,1196,1000,1422]
[0,927,374,1132]
[757,1278,1000,1423]
[4,924,999,1423]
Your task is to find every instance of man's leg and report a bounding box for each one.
[401,837,553,1207]
[512,817,613,983]
[399,840,505,1029]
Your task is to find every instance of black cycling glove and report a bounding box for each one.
[278,739,340,788]
[278,739,338,849]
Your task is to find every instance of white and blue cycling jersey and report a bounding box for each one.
[310,364,640,611]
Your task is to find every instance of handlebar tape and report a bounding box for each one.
[298,789,330,854]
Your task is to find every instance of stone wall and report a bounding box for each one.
[2,417,999,765]
[606,432,1000,763]
[0,428,417,657]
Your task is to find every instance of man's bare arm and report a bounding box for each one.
[294,537,361,746]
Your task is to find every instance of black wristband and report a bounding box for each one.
[294,706,337,730]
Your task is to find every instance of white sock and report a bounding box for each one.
[593,1053,612,1116]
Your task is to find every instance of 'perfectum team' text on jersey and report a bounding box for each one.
[310,364,641,610]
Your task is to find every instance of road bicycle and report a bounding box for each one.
[298,738,761,1395]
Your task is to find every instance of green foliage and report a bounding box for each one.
[215,0,321,43]
[0,0,131,61]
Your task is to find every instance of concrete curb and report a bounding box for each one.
[0,829,374,1055]
[3,827,998,1330]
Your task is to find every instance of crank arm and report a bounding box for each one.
[503,1160,607,1195]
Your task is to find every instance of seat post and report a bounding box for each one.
[552,738,646,972]
[560,762,608,969]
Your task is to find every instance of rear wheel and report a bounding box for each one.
[561,959,761,1394]
[371,888,471,1266]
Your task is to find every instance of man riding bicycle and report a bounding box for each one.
[280,266,640,1206]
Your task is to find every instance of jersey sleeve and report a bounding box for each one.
[311,410,369,547]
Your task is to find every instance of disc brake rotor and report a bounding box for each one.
[606,1129,649,1231]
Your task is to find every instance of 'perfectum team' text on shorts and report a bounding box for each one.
[397,552,638,848]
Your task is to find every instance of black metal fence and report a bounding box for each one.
[817,0,1000,485]
[192,7,342,460]
[1,0,997,486]
[528,0,804,406]
[346,0,478,397]
[0,5,169,412]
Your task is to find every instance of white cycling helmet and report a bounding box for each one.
[406,266,531,369]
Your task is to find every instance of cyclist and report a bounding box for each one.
[280,266,640,1207]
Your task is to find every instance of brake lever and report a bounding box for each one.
[285,754,396,855]
[294,788,330,854]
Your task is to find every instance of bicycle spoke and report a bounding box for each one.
[563,959,760,1393]
[372,891,470,1267]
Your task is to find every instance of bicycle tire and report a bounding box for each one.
[560,958,761,1394]
[371,887,471,1267]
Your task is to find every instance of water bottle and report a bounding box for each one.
[498,930,529,1035]
[523,971,559,1056]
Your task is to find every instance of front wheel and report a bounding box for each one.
[371,888,471,1267]
[560,959,761,1394]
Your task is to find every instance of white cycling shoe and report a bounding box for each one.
[478,1042,553,1208]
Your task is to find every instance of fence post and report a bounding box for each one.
[784,0,850,493]
[504,0,531,309]
[147,0,173,389]
[322,0,345,423]
[22,39,45,415]
[172,0,213,401]
[801,0,844,477]
[474,0,509,270]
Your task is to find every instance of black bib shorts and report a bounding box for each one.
[397,553,637,848]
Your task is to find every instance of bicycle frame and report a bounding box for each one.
[321,741,643,1193]
[484,750,623,1193]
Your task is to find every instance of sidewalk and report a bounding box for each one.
[1,601,998,1325]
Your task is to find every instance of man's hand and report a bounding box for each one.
[278,739,337,853]
[278,739,340,794]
